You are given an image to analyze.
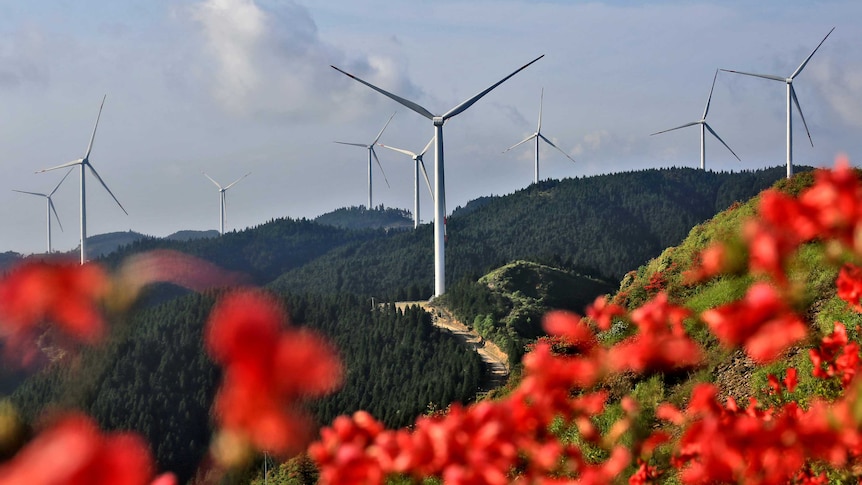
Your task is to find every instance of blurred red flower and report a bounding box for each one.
[0,413,173,485]
[205,289,343,458]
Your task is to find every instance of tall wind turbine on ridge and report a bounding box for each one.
[334,112,395,209]
[332,54,543,297]
[378,136,435,228]
[36,95,128,264]
[722,27,835,178]
[503,88,576,183]
[203,172,251,236]
[650,70,741,170]
[13,168,74,254]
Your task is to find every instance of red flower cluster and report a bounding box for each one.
[584,295,625,331]
[662,383,862,484]
[701,282,807,363]
[837,263,862,312]
[609,292,703,372]
[0,413,174,485]
[205,289,343,460]
[809,322,861,388]
[0,260,108,343]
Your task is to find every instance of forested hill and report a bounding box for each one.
[271,165,802,299]
[314,205,414,230]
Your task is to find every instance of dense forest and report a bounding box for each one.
[11,291,481,483]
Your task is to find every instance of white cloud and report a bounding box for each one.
[187,0,423,122]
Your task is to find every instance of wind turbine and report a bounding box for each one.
[13,168,74,254]
[378,136,435,228]
[203,172,251,236]
[722,27,835,178]
[36,95,128,264]
[334,112,395,209]
[650,70,741,170]
[332,54,543,297]
[503,88,576,183]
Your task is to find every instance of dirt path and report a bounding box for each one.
[394,301,510,394]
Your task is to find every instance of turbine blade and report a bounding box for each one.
[503,134,536,153]
[791,27,835,79]
[419,158,434,200]
[704,123,742,161]
[224,172,251,190]
[36,159,83,173]
[537,88,544,133]
[539,133,576,163]
[334,141,369,148]
[49,167,75,196]
[49,199,64,232]
[84,95,107,160]
[378,143,417,158]
[418,136,435,157]
[650,121,700,136]
[202,172,223,189]
[790,86,814,147]
[331,65,435,120]
[720,69,785,83]
[371,147,390,188]
[12,190,47,197]
[703,69,719,119]
[87,163,128,215]
[371,112,396,145]
[443,54,544,120]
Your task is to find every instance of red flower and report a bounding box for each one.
[0,413,172,485]
[0,261,109,360]
[585,295,626,331]
[837,263,862,312]
[683,243,729,284]
[542,311,597,352]
[609,293,703,373]
[809,322,860,388]
[206,289,343,458]
[701,282,807,363]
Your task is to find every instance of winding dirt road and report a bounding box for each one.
[395,301,510,394]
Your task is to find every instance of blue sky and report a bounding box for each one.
[1,0,860,254]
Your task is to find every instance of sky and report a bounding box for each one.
[1,0,860,255]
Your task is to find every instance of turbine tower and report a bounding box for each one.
[334,112,395,209]
[378,137,435,228]
[203,172,250,236]
[332,54,543,297]
[503,88,576,183]
[36,95,128,264]
[722,27,834,178]
[13,168,74,254]
[651,70,741,170]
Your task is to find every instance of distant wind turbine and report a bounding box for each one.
[722,27,835,178]
[334,112,396,209]
[651,70,740,170]
[332,54,543,297]
[378,136,435,228]
[13,168,74,254]
[203,172,251,236]
[36,95,128,264]
[503,88,576,183]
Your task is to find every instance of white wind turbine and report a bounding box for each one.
[651,70,741,170]
[36,95,128,264]
[503,88,576,183]
[203,172,251,236]
[334,112,396,209]
[378,136,435,228]
[722,27,835,178]
[332,54,543,297]
[13,168,74,254]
